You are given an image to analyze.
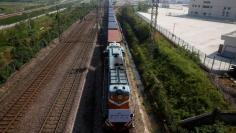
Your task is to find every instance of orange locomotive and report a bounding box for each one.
[104,42,134,130]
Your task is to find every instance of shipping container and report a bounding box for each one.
[109,8,113,13]
[108,30,122,43]
[108,11,113,15]
[108,12,114,17]
[109,11,114,15]
[108,12,114,15]
[108,3,112,8]
[108,16,116,22]
[108,21,118,29]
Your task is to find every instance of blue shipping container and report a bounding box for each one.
[108,16,116,22]
[109,3,112,8]
[109,10,114,14]
[108,13,114,17]
[108,21,118,29]
[108,11,113,14]
[109,8,113,12]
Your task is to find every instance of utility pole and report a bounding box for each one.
[150,0,159,41]
[27,13,35,46]
[172,23,176,37]
[150,0,159,55]
[27,14,32,31]
[173,23,176,33]
[96,0,99,32]
[56,6,61,43]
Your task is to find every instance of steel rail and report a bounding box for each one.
[0,15,86,132]
[39,17,97,133]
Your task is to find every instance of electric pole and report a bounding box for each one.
[150,0,159,56]
[150,0,159,42]
[96,0,99,32]
[56,6,61,43]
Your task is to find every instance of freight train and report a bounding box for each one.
[103,1,134,131]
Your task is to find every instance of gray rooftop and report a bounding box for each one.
[223,31,236,38]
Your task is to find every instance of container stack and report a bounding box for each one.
[107,2,122,43]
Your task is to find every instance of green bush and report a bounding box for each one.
[194,121,228,133]
[0,3,94,84]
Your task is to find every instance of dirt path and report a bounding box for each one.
[124,43,161,133]
[72,40,104,133]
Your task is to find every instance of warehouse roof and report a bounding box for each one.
[222,30,236,41]
[224,31,236,38]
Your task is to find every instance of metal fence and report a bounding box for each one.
[156,24,233,72]
[137,13,233,72]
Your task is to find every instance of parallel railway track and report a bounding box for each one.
[39,17,97,133]
[0,12,96,133]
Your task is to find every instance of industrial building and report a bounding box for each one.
[220,31,236,59]
[188,0,236,20]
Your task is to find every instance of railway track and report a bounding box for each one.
[0,12,95,132]
[39,17,97,133]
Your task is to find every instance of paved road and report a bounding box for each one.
[0,0,79,20]
[0,8,66,30]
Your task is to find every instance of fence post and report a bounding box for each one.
[178,37,180,45]
[203,54,207,65]
[219,59,222,70]
[224,62,227,70]
[228,59,232,71]
[211,56,216,71]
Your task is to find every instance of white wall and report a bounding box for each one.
[188,0,236,19]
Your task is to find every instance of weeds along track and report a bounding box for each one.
[0,12,95,132]
[39,17,97,133]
